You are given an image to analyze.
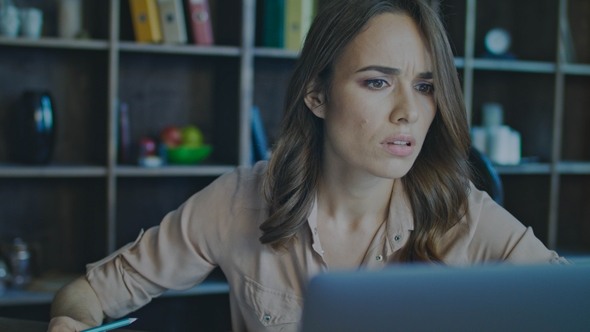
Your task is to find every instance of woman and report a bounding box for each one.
[49,0,565,331]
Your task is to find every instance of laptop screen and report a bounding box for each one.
[300,264,590,332]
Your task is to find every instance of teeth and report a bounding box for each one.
[392,141,410,146]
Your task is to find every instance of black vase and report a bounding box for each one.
[7,91,56,164]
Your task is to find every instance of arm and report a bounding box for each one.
[48,276,104,332]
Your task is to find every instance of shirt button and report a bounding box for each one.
[321,250,325,255]
[376,255,383,261]
[314,228,318,234]
[394,235,401,242]
[263,315,271,323]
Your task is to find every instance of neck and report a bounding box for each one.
[317,163,394,225]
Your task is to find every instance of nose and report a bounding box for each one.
[389,85,419,124]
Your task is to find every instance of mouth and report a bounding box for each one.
[387,140,412,147]
[380,135,416,157]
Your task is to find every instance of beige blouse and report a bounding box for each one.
[86,161,566,332]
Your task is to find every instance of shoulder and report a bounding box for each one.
[192,160,268,210]
[441,182,563,264]
[438,182,528,263]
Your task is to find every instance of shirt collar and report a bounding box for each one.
[384,179,414,257]
[306,193,324,256]
[306,179,414,257]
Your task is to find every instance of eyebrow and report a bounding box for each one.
[356,65,433,79]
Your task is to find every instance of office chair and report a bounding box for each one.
[468,146,504,206]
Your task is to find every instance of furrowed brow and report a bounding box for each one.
[418,72,433,79]
[356,66,401,75]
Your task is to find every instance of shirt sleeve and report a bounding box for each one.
[86,170,238,318]
[462,182,567,264]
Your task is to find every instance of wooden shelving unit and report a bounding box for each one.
[1,0,589,321]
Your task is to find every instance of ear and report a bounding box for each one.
[304,80,327,119]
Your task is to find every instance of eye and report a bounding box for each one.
[365,79,389,90]
[414,83,435,94]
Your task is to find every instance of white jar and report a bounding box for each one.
[58,0,82,38]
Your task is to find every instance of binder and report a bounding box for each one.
[185,0,214,45]
[251,106,270,163]
[118,102,131,164]
[129,0,163,43]
[284,0,315,50]
[262,0,285,48]
[157,0,188,44]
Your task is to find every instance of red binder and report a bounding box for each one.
[185,0,214,45]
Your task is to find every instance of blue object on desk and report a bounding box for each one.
[81,318,137,332]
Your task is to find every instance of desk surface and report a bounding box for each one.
[0,317,144,332]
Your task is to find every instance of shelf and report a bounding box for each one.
[115,165,236,177]
[494,162,590,175]
[0,165,107,178]
[495,163,551,175]
[472,59,556,73]
[454,57,465,69]
[253,47,300,59]
[557,161,590,174]
[562,63,590,76]
[0,279,229,307]
[0,37,109,50]
[118,42,241,57]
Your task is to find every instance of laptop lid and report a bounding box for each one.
[300,264,590,332]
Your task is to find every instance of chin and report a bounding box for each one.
[365,160,415,180]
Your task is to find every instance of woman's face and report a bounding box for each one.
[308,13,437,180]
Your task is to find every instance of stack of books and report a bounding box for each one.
[128,0,214,45]
[261,0,317,50]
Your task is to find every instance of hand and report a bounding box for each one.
[47,316,96,332]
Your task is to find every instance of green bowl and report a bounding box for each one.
[166,145,213,165]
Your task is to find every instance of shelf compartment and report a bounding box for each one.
[568,0,590,64]
[115,165,235,177]
[474,0,558,62]
[562,75,590,161]
[472,71,556,162]
[119,0,243,47]
[118,53,241,165]
[472,59,555,73]
[0,37,109,50]
[0,47,109,165]
[118,42,241,57]
[557,175,590,254]
[0,178,107,274]
[0,165,107,178]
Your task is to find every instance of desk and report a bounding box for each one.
[0,317,144,332]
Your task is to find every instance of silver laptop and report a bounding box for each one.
[300,263,590,332]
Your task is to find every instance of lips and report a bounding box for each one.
[380,135,415,157]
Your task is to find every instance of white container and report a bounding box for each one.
[58,0,82,38]
[20,7,43,38]
[0,5,20,37]
[482,103,504,128]
[470,126,488,154]
[488,125,521,165]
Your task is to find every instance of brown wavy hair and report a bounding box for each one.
[260,0,471,262]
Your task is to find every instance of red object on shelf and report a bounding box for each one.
[138,137,157,156]
[160,125,182,147]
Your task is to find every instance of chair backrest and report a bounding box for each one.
[468,146,504,205]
